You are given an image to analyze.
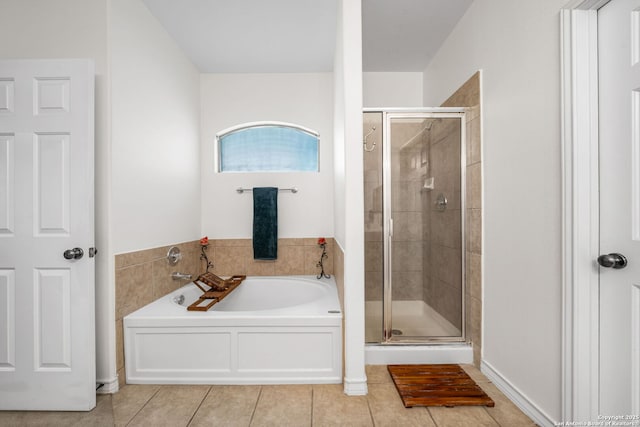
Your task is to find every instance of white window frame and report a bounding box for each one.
[215,121,320,173]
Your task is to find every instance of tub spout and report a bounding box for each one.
[172,272,192,280]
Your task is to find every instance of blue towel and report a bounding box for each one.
[253,187,278,260]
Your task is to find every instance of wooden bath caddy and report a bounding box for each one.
[187,273,246,312]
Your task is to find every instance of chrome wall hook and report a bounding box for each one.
[363,126,377,152]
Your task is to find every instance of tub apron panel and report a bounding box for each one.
[123,276,342,385]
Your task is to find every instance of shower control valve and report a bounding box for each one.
[435,193,448,211]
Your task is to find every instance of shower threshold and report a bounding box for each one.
[365,342,472,365]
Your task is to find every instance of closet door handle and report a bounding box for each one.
[63,247,84,260]
[597,253,627,269]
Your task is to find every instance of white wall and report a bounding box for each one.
[0,0,114,388]
[423,0,565,422]
[334,0,366,395]
[200,73,334,239]
[110,0,201,254]
[333,48,346,248]
[363,72,423,107]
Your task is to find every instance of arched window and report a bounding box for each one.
[217,122,319,172]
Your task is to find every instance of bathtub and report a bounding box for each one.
[123,275,342,385]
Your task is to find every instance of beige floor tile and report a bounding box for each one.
[0,411,85,427]
[0,411,24,426]
[312,384,373,427]
[127,385,209,427]
[367,384,436,427]
[481,382,536,426]
[112,384,161,427]
[70,394,115,427]
[189,385,260,427]
[0,377,534,427]
[460,364,490,384]
[428,406,499,427]
[0,395,113,427]
[459,365,535,426]
[250,385,312,427]
[365,365,392,384]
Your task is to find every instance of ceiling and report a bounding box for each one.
[142,0,473,73]
[362,0,473,72]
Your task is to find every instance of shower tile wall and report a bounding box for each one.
[391,121,428,301]
[114,238,335,386]
[363,73,481,357]
[363,115,430,303]
[363,112,465,341]
[422,118,462,330]
[442,71,482,366]
[364,113,383,302]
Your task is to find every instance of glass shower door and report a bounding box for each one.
[383,112,465,342]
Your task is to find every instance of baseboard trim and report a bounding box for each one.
[481,360,557,427]
[343,376,368,395]
[96,377,119,394]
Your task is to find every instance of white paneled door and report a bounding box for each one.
[598,0,640,416]
[0,60,95,410]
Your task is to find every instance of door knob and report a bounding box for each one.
[63,248,84,260]
[597,253,627,269]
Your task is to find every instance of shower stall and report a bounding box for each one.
[364,109,468,351]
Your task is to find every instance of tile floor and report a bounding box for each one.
[0,365,536,427]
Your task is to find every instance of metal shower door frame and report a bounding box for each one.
[374,108,467,344]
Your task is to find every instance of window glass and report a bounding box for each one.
[218,123,319,172]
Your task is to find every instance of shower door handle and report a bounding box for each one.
[389,218,394,237]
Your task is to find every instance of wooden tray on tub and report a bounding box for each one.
[187,273,246,312]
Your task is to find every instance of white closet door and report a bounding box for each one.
[0,59,95,410]
[598,0,640,416]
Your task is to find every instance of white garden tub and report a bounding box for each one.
[123,275,342,384]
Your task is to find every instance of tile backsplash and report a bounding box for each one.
[114,237,335,386]
[208,238,334,277]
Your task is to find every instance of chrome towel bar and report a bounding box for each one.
[236,187,298,194]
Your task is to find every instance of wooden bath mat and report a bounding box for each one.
[387,364,495,408]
